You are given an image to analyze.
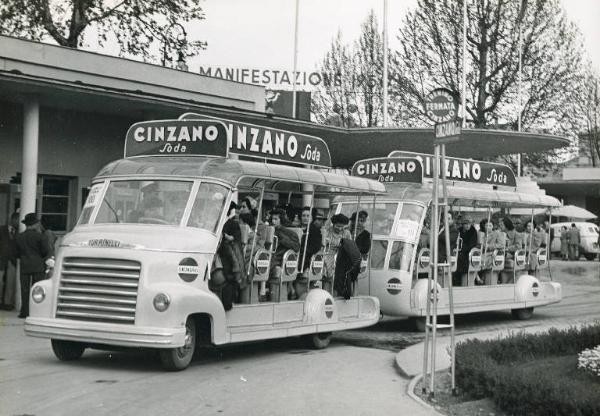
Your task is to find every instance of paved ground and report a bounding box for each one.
[1,259,598,416]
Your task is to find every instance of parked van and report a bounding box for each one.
[550,222,599,260]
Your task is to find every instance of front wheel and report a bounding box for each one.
[511,307,534,320]
[51,339,85,361]
[159,318,197,371]
[306,332,332,349]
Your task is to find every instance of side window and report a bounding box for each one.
[370,240,388,269]
[189,183,228,233]
[389,241,415,272]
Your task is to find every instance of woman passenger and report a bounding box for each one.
[322,213,352,293]
[478,218,503,284]
[499,216,524,283]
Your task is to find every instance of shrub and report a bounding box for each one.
[455,323,600,416]
[578,345,600,378]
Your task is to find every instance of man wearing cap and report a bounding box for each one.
[454,214,478,286]
[15,213,51,318]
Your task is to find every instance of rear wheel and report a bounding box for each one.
[159,318,196,371]
[51,339,85,361]
[584,253,597,261]
[306,332,332,349]
[511,307,534,320]
[413,317,427,332]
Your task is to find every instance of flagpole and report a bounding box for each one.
[383,0,389,127]
[517,12,523,177]
[461,0,467,128]
[292,0,300,119]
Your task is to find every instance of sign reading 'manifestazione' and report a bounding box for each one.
[180,113,332,168]
[351,157,423,184]
[388,151,516,187]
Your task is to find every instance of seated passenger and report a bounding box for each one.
[498,216,524,283]
[478,218,503,284]
[524,221,546,274]
[139,197,166,223]
[453,214,478,286]
[350,210,371,255]
[268,208,301,301]
[296,207,323,298]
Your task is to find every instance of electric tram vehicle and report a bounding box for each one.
[338,151,562,331]
[24,114,385,370]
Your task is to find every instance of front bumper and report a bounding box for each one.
[25,317,186,349]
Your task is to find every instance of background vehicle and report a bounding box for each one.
[345,152,562,331]
[550,222,599,260]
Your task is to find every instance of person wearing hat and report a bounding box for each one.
[453,214,478,286]
[15,213,51,318]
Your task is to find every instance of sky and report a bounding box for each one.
[185,0,600,83]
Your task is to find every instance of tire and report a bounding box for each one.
[307,332,332,349]
[51,339,85,361]
[159,318,196,371]
[584,253,597,261]
[413,317,427,332]
[511,307,534,320]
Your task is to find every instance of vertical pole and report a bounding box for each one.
[383,0,389,127]
[429,144,441,397]
[292,0,300,119]
[22,99,40,221]
[441,143,456,394]
[422,178,435,394]
[248,185,266,303]
[461,0,467,128]
[517,6,523,176]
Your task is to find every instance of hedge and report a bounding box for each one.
[455,323,600,416]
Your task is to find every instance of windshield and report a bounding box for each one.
[92,180,193,225]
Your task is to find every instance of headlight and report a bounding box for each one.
[153,293,170,312]
[32,285,46,303]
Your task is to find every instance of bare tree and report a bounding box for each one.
[575,66,600,166]
[312,10,384,128]
[0,0,207,64]
[390,0,586,169]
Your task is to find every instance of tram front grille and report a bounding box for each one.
[56,257,141,325]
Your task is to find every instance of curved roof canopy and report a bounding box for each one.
[96,156,386,194]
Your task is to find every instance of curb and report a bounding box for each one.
[406,373,444,415]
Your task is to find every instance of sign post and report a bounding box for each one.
[422,88,461,398]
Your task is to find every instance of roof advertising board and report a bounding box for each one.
[124,119,228,158]
[351,157,423,184]
[180,113,332,168]
[388,151,516,187]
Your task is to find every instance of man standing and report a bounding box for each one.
[567,223,581,261]
[0,212,19,310]
[15,213,51,318]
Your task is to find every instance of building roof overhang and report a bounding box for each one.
[0,35,571,168]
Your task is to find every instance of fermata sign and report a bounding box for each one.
[125,119,228,158]
[424,88,458,123]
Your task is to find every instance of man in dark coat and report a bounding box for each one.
[15,213,51,318]
[331,214,362,299]
[453,214,478,286]
[350,210,371,255]
[0,212,19,310]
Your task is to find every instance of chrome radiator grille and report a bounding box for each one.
[56,257,141,324]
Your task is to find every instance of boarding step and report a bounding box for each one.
[426,323,453,330]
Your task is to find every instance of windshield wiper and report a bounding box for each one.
[102,198,120,223]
